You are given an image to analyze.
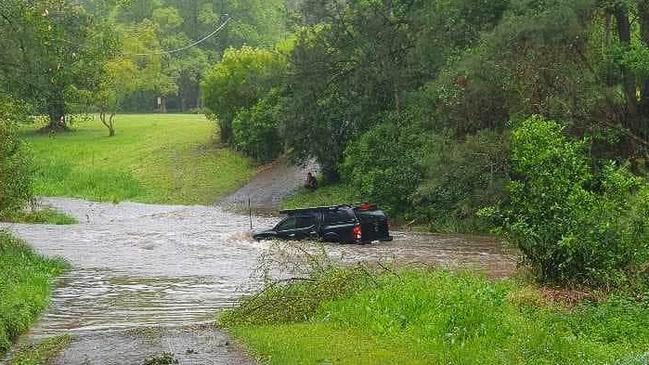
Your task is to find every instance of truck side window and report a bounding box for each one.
[276,217,297,231]
[296,216,317,229]
[325,210,354,224]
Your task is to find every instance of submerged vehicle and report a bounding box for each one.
[253,203,393,244]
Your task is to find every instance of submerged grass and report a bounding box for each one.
[6,334,71,365]
[23,114,254,205]
[0,231,69,356]
[223,268,649,364]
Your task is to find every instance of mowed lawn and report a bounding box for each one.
[23,114,254,205]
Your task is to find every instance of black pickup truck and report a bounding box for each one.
[253,204,393,244]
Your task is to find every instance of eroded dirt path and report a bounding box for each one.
[1,197,516,364]
[217,158,318,215]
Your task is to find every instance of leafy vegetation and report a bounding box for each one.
[0,231,69,356]
[0,95,33,217]
[0,1,115,130]
[203,0,649,231]
[202,46,286,145]
[24,114,254,204]
[225,268,649,365]
[486,117,649,287]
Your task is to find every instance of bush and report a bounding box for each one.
[202,46,285,143]
[232,90,283,162]
[413,129,510,232]
[488,116,649,286]
[0,95,33,217]
[342,119,428,214]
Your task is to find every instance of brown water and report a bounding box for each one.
[1,197,516,364]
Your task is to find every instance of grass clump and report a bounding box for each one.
[142,352,178,365]
[220,266,377,327]
[1,207,77,225]
[6,334,71,365]
[0,231,69,356]
[224,267,649,364]
[23,114,254,205]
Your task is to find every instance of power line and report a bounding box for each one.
[130,15,232,56]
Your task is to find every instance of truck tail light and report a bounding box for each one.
[352,223,362,241]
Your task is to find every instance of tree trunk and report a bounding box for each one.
[44,91,67,132]
[99,111,116,137]
[160,96,167,113]
[108,113,115,137]
[614,6,639,124]
[639,0,649,132]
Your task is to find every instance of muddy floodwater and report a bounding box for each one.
[1,197,516,365]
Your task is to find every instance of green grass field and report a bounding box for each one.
[23,114,254,205]
[224,269,649,365]
[0,231,69,356]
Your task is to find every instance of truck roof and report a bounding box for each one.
[279,203,378,215]
[279,204,352,215]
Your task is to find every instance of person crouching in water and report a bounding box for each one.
[305,172,318,191]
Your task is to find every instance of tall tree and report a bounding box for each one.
[0,0,115,130]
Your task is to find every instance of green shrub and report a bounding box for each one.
[0,95,33,217]
[232,90,283,162]
[488,116,649,286]
[413,129,510,232]
[342,119,428,214]
[202,46,285,143]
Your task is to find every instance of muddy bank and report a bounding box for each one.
[1,197,515,364]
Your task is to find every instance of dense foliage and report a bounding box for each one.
[0,0,116,128]
[200,0,649,284]
[488,117,649,286]
[202,46,285,143]
[0,95,32,217]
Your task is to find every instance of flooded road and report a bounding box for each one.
[1,197,516,364]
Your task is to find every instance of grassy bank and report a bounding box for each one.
[0,231,68,356]
[222,268,649,364]
[23,114,254,205]
[1,208,77,225]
